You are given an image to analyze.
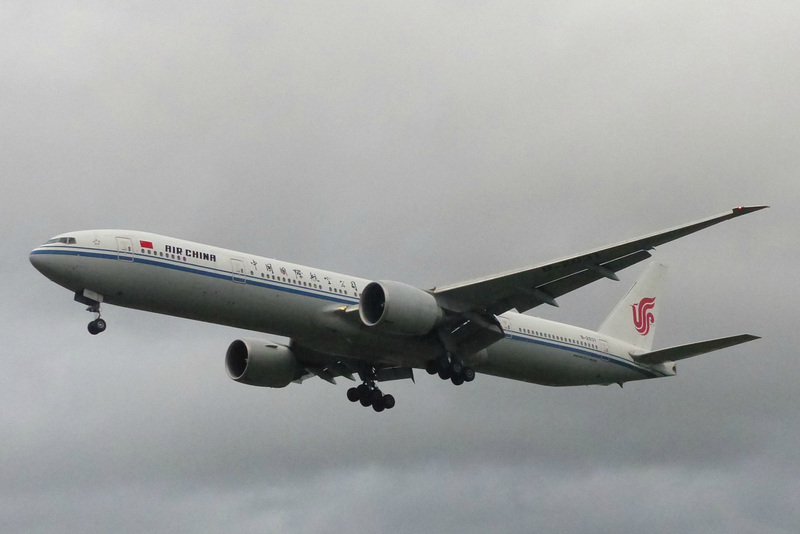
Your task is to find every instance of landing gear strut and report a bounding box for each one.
[426,353,475,386]
[347,369,395,412]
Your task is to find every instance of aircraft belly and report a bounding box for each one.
[479,337,652,386]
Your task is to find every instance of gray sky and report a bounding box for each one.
[2,1,798,532]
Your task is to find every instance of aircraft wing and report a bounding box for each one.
[289,339,415,385]
[433,206,767,315]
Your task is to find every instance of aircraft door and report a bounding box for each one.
[116,237,134,261]
[231,259,247,284]
[499,317,512,338]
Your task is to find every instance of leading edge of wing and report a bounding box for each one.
[433,206,768,315]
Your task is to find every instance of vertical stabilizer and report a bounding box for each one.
[598,263,667,351]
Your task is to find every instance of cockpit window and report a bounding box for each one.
[45,237,77,245]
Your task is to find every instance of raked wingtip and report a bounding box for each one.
[732,205,769,215]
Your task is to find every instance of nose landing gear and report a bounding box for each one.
[86,304,107,335]
[75,290,107,335]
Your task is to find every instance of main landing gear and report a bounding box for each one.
[426,353,475,386]
[347,370,396,412]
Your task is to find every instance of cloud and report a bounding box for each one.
[2,1,798,532]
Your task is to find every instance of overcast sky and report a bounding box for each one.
[2,1,798,532]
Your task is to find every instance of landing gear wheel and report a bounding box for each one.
[371,391,396,412]
[85,298,106,335]
[88,319,106,335]
[425,360,438,375]
[462,367,475,382]
[349,367,396,412]
[433,353,476,385]
[353,383,370,406]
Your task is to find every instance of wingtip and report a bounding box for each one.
[732,205,770,215]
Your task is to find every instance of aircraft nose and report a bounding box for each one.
[29,248,52,275]
[29,248,65,283]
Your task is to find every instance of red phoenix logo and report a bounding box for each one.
[632,297,656,335]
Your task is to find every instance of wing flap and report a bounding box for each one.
[631,334,760,365]
[439,312,505,356]
[500,250,654,314]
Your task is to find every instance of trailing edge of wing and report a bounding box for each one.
[631,334,760,365]
[433,206,768,316]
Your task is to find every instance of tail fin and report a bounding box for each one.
[598,263,667,351]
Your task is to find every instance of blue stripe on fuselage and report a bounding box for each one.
[30,247,358,305]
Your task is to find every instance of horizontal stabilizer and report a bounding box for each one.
[631,334,760,365]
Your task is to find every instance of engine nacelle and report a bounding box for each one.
[359,280,443,335]
[225,339,303,388]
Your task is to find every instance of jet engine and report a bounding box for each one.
[359,280,443,335]
[225,339,303,388]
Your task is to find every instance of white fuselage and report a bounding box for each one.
[30,230,672,387]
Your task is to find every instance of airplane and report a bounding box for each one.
[30,206,766,412]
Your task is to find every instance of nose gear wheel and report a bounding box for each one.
[86,304,107,335]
